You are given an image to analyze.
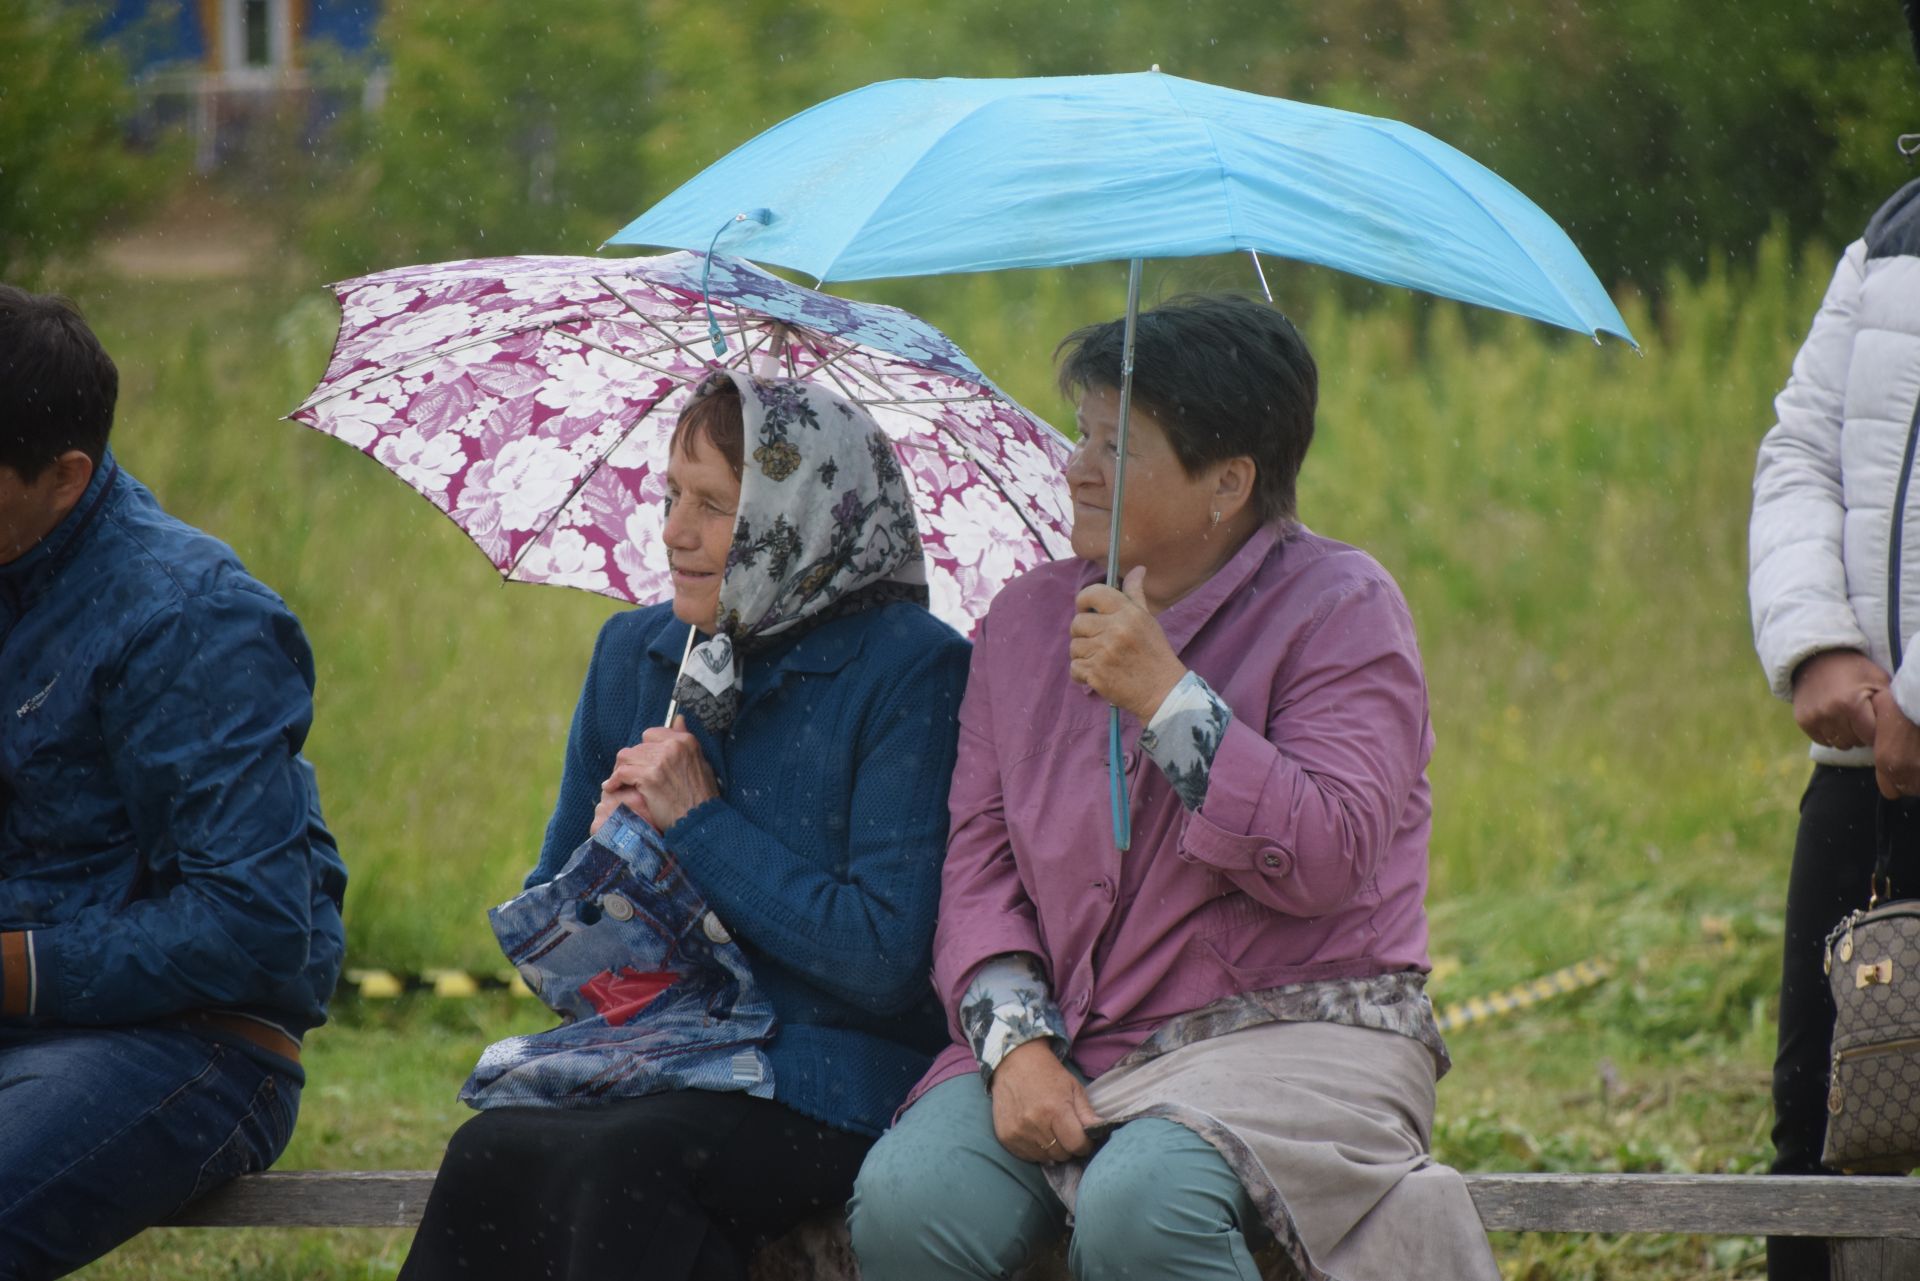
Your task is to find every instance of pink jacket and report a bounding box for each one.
[906,524,1435,1108]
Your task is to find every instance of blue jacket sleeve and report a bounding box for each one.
[8,588,330,1023]
[663,634,969,1015]
[528,618,624,888]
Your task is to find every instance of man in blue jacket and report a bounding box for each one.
[0,286,347,1278]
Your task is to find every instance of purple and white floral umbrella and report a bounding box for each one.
[289,251,1072,633]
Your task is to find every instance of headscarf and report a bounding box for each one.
[671,371,928,733]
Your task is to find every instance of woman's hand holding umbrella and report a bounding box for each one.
[990,1040,1104,1165]
[592,716,720,833]
[1070,566,1188,723]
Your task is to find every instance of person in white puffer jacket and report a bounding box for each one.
[1748,9,1920,1277]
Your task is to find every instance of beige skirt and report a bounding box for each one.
[1044,1019,1499,1281]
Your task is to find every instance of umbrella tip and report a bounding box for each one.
[1150,63,1161,72]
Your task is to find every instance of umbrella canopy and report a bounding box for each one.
[609,70,1634,345]
[289,250,1073,634]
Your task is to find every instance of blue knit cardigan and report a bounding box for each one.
[530,600,970,1136]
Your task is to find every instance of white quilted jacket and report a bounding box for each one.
[1751,179,1920,765]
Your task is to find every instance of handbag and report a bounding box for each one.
[459,806,777,1110]
[1821,797,1920,1173]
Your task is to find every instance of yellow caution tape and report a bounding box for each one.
[424,969,480,998]
[1433,958,1613,1034]
[341,967,537,999]
[343,968,405,1000]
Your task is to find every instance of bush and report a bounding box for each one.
[0,0,170,281]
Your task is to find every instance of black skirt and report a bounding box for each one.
[399,1090,872,1281]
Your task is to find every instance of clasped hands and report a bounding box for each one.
[1792,650,1920,799]
[590,715,720,834]
[1070,566,1188,721]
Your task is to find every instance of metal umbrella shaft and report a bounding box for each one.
[1104,259,1145,852]
[663,623,699,728]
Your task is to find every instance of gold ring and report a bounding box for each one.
[1044,1137,1061,1152]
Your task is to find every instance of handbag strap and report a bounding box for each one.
[1873,795,1915,907]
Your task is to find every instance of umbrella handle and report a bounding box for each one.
[662,623,699,728]
[701,210,775,357]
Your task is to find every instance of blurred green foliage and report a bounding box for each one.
[0,0,174,280]
[295,0,1920,287]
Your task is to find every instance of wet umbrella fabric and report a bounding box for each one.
[610,70,1636,848]
[289,250,1073,634]
[461,807,775,1109]
[608,70,1635,344]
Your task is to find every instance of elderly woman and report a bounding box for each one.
[848,296,1498,1281]
[400,372,969,1281]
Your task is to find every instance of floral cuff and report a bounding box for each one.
[958,951,1068,1082]
[1138,670,1232,811]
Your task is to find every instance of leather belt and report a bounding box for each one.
[182,1011,302,1065]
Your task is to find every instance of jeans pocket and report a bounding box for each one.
[185,1067,293,1205]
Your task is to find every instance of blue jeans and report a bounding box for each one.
[849,1075,1263,1281]
[0,1025,298,1280]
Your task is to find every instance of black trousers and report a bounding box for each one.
[1767,766,1918,1281]
[399,1091,873,1281]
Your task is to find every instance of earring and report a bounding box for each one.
[1209,509,1221,529]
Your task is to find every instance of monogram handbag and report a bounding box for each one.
[1821,799,1920,1174]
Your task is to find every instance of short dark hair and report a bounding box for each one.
[670,377,745,478]
[0,285,118,480]
[1056,294,1317,525]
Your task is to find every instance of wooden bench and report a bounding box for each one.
[166,1169,1920,1278]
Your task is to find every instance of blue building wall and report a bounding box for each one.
[98,2,205,71]
[98,1,380,74]
[304,0,378,50]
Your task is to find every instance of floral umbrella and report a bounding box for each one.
[289,250,1072,633]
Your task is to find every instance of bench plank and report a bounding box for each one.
[1466,1173,1920,1238]
[168,1170,1920,1238]
[166,1171,437,1228]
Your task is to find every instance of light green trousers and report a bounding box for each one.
[848,1074,1263,1281]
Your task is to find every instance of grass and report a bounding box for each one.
[55,230,1837,1278]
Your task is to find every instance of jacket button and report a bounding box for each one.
[1262,854,1283,870]
[599,893,635,921]
[701,912,732,944]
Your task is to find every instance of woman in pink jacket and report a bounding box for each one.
[848,295,1497,1281]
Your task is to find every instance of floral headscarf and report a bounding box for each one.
[671,371,928,733]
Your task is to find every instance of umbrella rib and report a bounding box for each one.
[1354,120,1620,341]
[299,321,576,410]
[593,277,729,369]
[567,333,707,385]
[811,350,1061,555]
[501,388,671,584]
[800,337,992,405]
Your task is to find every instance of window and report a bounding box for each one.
[242,0,272,68]
[218,0,290,75]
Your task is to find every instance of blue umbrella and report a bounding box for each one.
[610,70,1637,849]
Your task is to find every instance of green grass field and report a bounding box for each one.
[59,237,1832,1278]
